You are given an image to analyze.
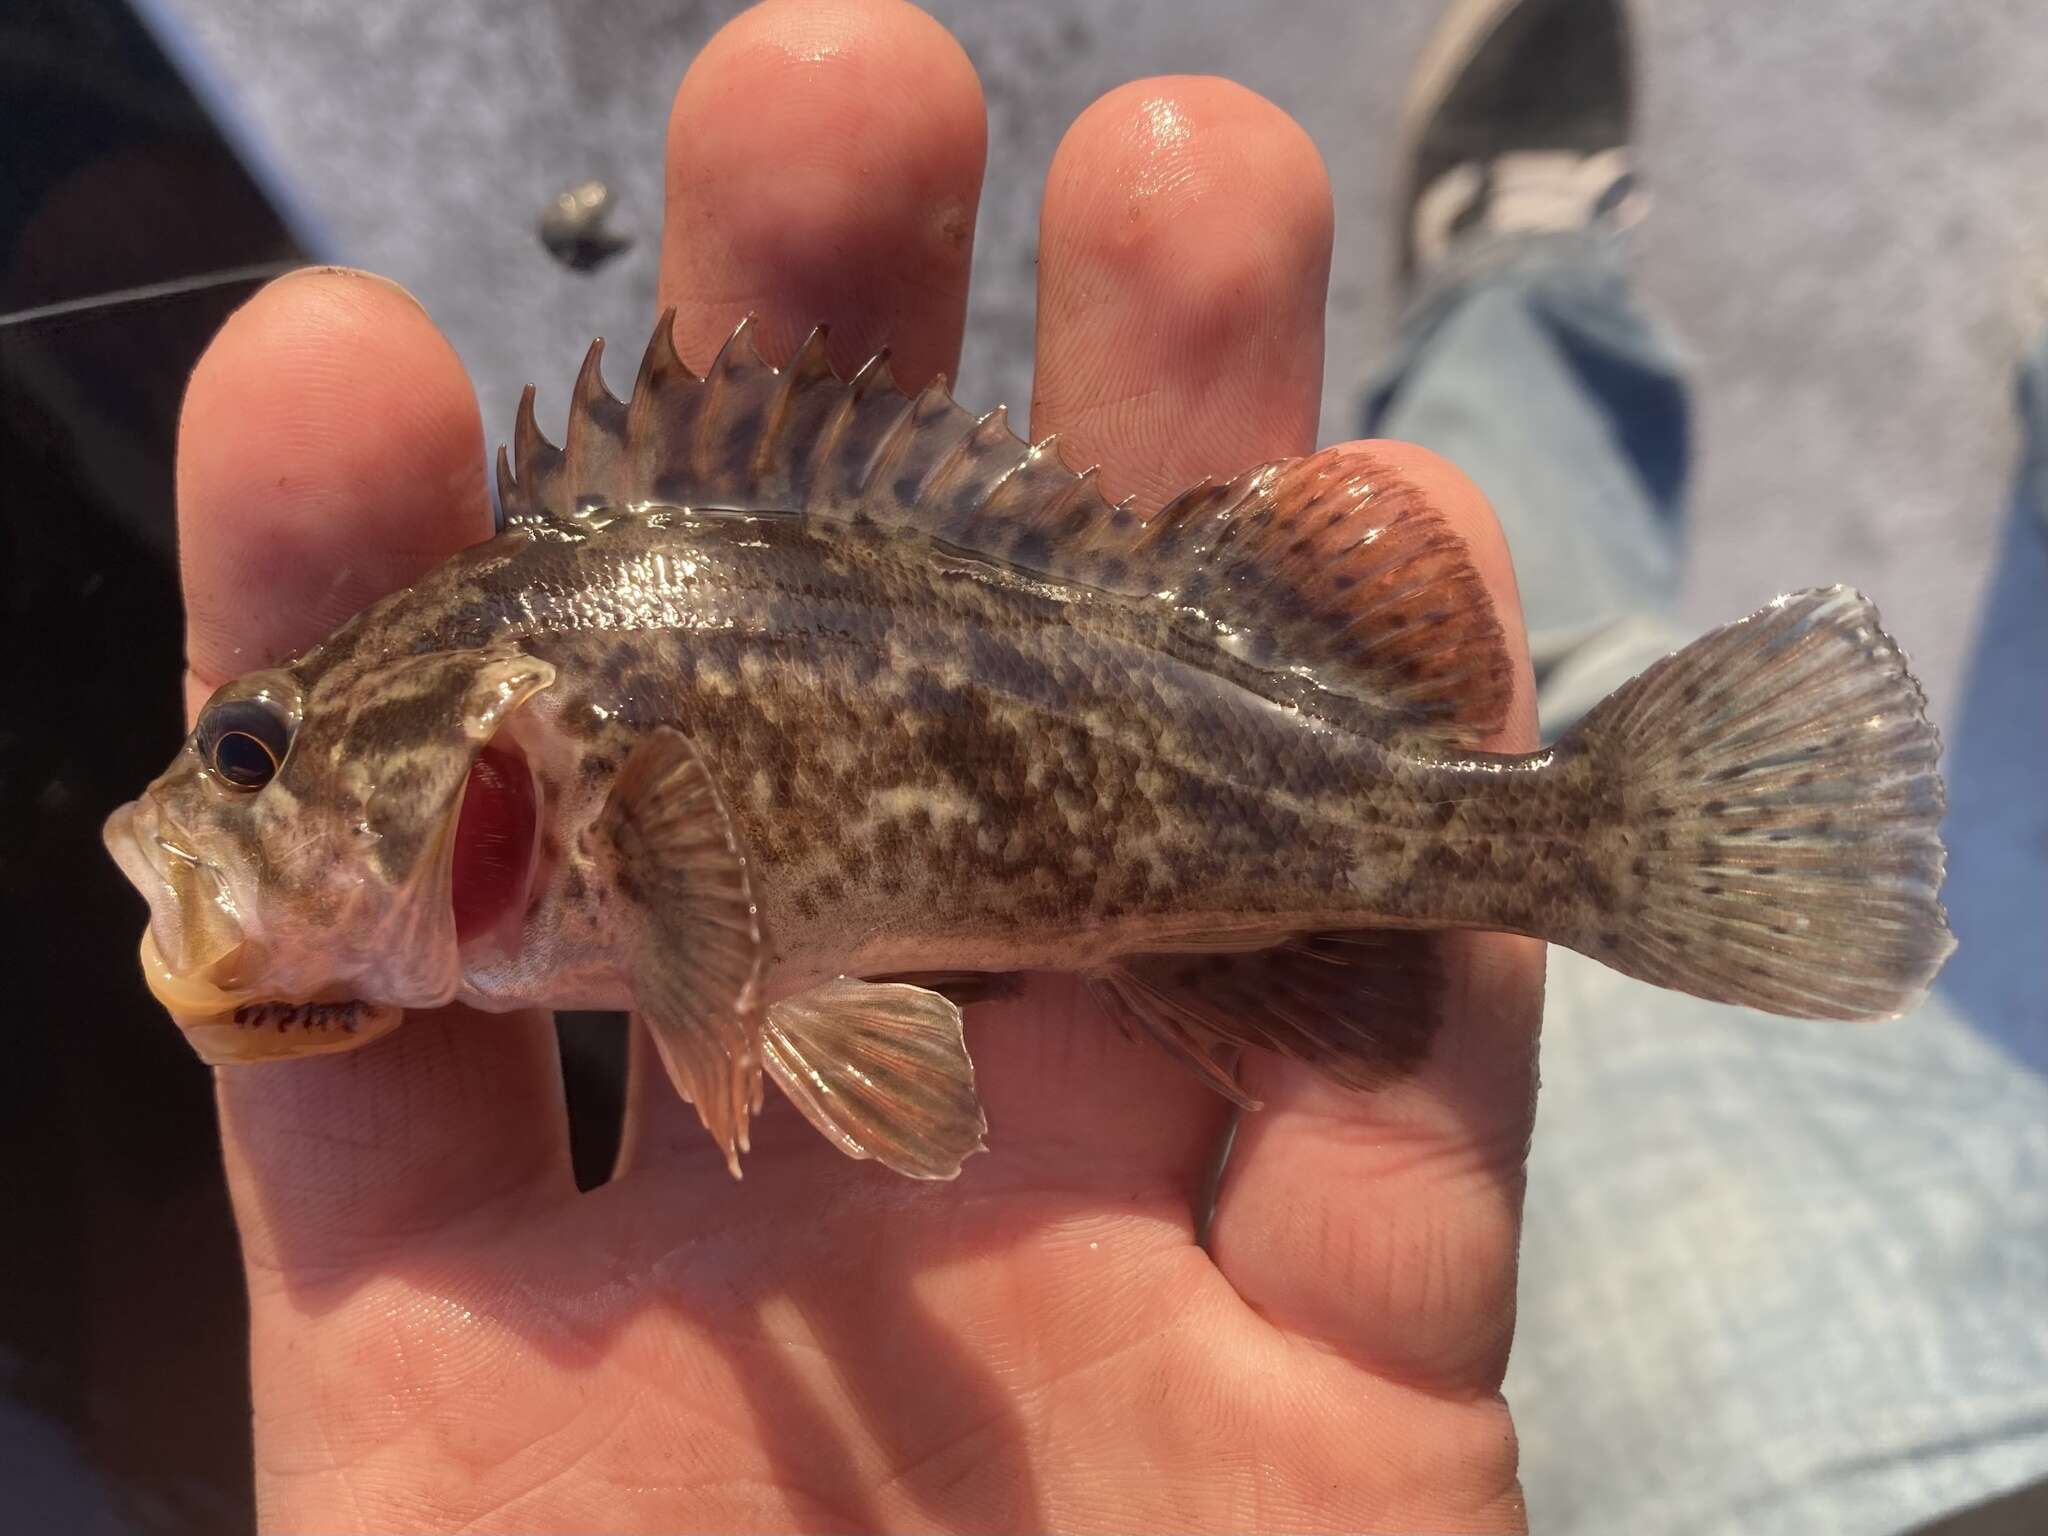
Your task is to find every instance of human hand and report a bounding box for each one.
[174,2,1543,1529]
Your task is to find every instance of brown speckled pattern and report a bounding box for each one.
[108,317,1953,1113]
[293,508,1581,995]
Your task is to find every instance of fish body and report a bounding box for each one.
[105,315,1955,1179]
[323,515,1536,992]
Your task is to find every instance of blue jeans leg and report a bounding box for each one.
[1359,236,2048,1535]
[1364,228,1691,733]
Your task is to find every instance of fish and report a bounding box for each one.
[103,312,1956,1180]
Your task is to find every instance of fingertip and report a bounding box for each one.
[177,266,488,686]
[1033,77,1333,508]
[1044,76,1333,283]
[662,0,987,382]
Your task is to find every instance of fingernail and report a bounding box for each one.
[270,265,431,317]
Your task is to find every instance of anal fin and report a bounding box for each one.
[763,978,987,1180]
[1092,931,1451,1108]
[601,726,766,1177]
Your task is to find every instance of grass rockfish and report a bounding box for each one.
[103,313,1955,1180]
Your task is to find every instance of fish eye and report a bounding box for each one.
[200,698,292,790]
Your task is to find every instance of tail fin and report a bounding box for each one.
[1563,587,1953,1020]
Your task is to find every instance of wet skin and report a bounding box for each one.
[171,2,1542,1530]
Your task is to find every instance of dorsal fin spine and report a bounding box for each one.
[496,314,1515,743]
[849,349,895,397]
[801,347,893,509]
[968,457,1032,524]
[911,403,1004,523]
[563,339,627,510]
[754,324,829,487]
[512,383,544,483]
[1035,463,1102,536]
[718,313,763,369]
[856,392,924,523]
[494,445,516,519]
[692,322,752,487]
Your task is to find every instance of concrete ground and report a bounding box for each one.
[128,0,2048,1528]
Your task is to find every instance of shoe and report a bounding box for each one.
[1398,0,1645,282]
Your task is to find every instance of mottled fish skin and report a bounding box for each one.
[103,313,1955,1175]
[299,513,1569,997]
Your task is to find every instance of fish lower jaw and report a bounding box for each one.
[182,1001,406,1064]
[138,928,405,1064]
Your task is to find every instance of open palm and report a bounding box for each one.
[175,3,1543,1529]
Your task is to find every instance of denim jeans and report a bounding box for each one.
[1364,230,2048,1535]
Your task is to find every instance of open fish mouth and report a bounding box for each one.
[449,734,541,955]
[103,798,403,1063]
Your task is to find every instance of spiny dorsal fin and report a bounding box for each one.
[497,312,1512,743]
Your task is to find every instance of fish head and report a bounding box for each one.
[103,647,555,1063]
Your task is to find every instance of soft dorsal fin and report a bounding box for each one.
[497,312,1513,744]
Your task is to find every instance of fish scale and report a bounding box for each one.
[104,313,1954,1181]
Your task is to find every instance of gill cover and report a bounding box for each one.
[105,646,556,1062]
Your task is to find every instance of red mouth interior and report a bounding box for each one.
[452,744,536,943]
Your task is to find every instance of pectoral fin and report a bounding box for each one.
[602,726,766,1177]
[763,978,987,1180]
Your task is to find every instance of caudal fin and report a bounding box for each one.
[1564,587,1953,1020]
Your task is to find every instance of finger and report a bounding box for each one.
[1030,76,1333,508]
[658,0,986,384]
[971,77,1334,1194]
[178,269,573,1278]
[624,0,988,1172]
[1209,442,1546,1397]
[180,268,493,692]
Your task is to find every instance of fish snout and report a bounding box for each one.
[103,795,246,976]
[104,795,259,1034]
[104,796,406,1062]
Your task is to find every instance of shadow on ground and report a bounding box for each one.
[1934,474,2048,1076]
